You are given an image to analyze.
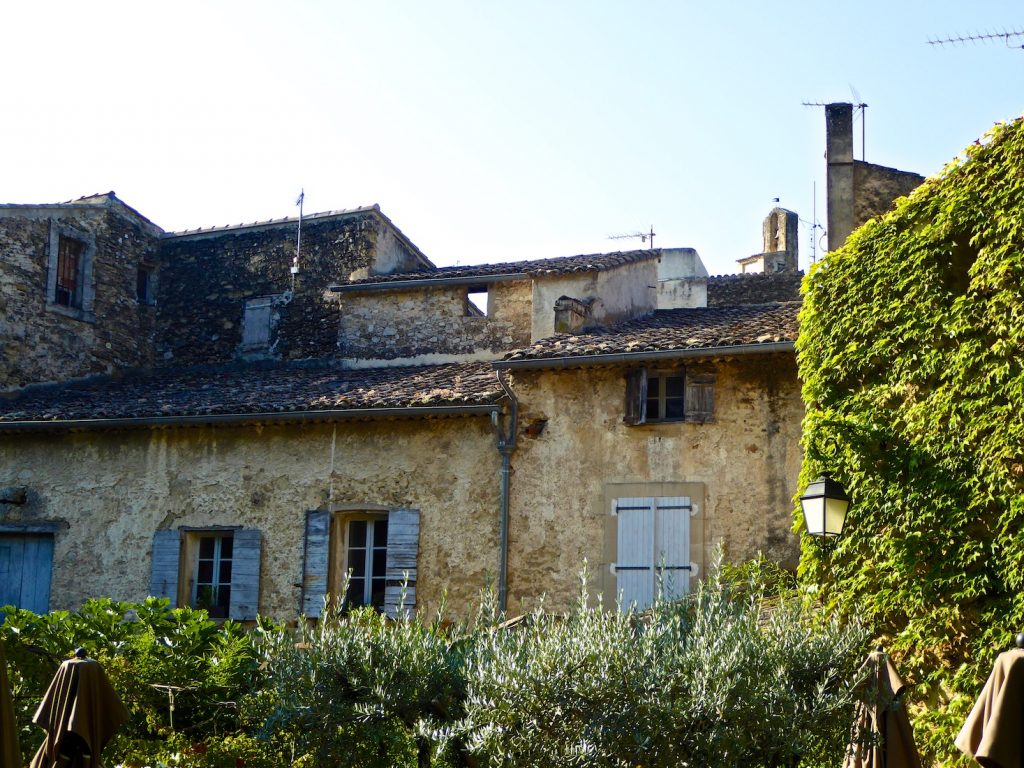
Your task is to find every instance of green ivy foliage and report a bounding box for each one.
[798,115,1024,766]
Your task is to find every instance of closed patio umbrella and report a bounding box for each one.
[955,639,1024,768]
[0,637,21,768]
[843,646,922,768]
[29,649,128,768]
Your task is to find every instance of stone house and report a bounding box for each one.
[0,104,918,622]
[0,191,805,622]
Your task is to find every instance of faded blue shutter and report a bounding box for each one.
[228,529,262,621]
[302,510,331,618]
[384,509,419,618]
[624,368,648,425]
[150,529,182,607]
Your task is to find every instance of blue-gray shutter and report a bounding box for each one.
[383,509,419,618]
[302,510,331,618]
[150,529,182,607]
[228,529,261,621]
[624,368,648,425]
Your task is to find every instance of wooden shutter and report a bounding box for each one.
[0,535,53,613]
[150,529,182,607]
[241,297,274,350]
[301,510,331,618]
[384,509,420,618]
[228,529,262,621]
[685,371,715,422]
[623,368,648,425]
[614,498,655,610]
[654,497,692,600]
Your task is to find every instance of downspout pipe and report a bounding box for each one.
[493,369,518,613]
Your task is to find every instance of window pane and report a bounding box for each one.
[349,549,366,578]
[665,398,685,419]
[197,560,213,583]
[349,520,367,548]
[664,376,685,397]
[219,560,233,584]
[372,549,386,578]
[374,519,388,543]
[647,377,661,398]
[199,537,215,558]
[371,579,386,609]
[219,535,233,558]
[347,577,365,606]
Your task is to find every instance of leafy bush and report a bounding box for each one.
[798,115,1024,765]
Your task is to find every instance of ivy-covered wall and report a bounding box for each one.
[798,116,1024,766]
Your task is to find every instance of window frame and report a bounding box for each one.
[45,221,97,322]
[330,512,389,610]
[624,366,716,425]
[136,263,157,305]
[187,530,234,619]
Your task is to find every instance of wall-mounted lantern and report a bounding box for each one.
[799,474,850,538]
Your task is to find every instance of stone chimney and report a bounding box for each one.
[826,103,855,252]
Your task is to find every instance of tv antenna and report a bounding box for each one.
[801,181,827,263]
[608,225,656,249]
[802,99,868,161]
[291,189,304,291]
[928,29,1024,49]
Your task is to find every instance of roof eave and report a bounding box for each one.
[493,341,795,370]
[0,403,502,434]
[331,272,530,292]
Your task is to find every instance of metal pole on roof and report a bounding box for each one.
[291,190,304,292]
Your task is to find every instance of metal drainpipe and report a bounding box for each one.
[494,369,518,612]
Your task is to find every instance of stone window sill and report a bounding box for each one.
[46,303,96,324]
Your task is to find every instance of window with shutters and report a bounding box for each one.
[149,527,262,621]
[240,295,280,354]
[613,496,693,610]
[301,507,420,619]
[45,224,96,321]
[623,367,715,425]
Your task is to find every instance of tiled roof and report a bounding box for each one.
[500,303,800,364]
[338,248,660,288]
[0,362,503,426]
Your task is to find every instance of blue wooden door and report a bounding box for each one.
[0,535,54,613]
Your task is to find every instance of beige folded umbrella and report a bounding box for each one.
[843,647,922,768]
[29,651,128,768]
[0,638,22,768]
[956,646,1024,768]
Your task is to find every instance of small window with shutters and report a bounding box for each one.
[301,507,420,619]
[45,223,96,321]
[624,366,715,425]
[149,527,262,621]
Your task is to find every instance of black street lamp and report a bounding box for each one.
[799,474,850,538]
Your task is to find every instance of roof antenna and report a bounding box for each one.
[291,189,303,291]
[607,225,656,249]
[928,28,1024,49]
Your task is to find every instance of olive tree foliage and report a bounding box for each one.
[798,116,1024,764]
[253,561,866,768]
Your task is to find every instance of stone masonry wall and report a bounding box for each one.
[853,162,925,230]
[707,272,803,306]
[338,280,533,363]
[0,417,501,619]
[505,353,804,613]
[0,204,160,391]
[157,213,409,365]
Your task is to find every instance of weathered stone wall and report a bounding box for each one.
[0,417,501,619]
[0,204,160,391]
[853,161,924,229]
[338,280,533,364]
[707,272,803,306]
[531,260,657,340]
[157,212,422,365]
[504,353,804,612]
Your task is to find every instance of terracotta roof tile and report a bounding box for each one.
[501,303,800,363]
[0,362,502,424]
[339,248,660,287]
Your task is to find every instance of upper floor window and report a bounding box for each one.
[137,265,156,305]
[342,517,389,609]
[46,223,96,322]
[624,367,715,425]
[54,236,85,307]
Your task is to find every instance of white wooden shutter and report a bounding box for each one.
[654,497,692,600]
[302,510,331,618]
[150,529,182,607]
[615,498,655,609]
[228,529,261,621]
[383,509,419,618]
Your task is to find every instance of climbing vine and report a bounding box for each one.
[798,115,1024,766]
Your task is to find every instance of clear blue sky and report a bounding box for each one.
[2,1,1021,276]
